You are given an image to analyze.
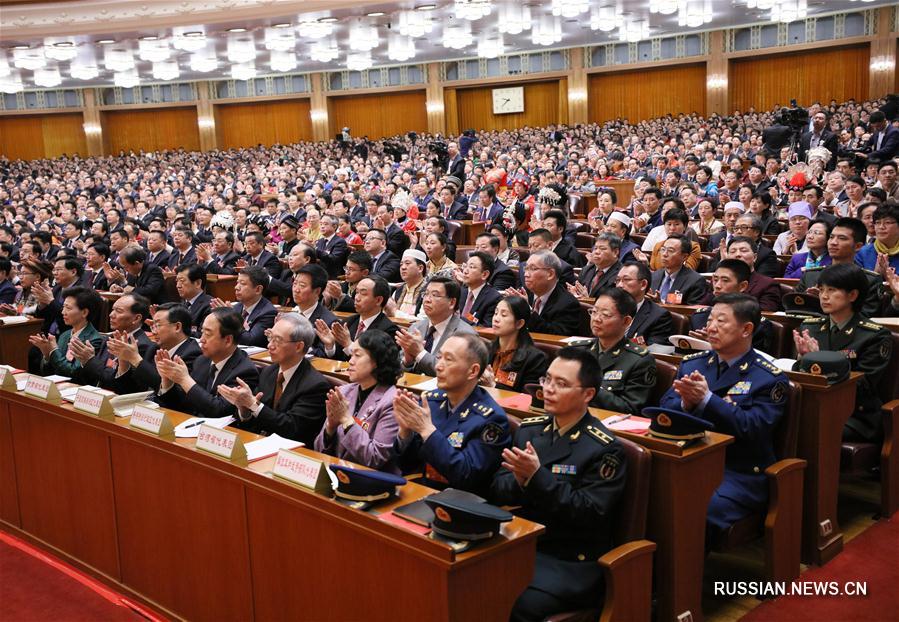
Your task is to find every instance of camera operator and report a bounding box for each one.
[459,130,478,159]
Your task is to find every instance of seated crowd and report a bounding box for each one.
[2,95,898,621]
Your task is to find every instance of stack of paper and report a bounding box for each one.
[244,434,303,462]
[174,416,236,438]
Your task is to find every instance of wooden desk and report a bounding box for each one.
[0,387,542,622]
[784,370,862,565]
[594,410,732,622]
[206,274,237,302]
[0,318,42,370]
[454,220,487,246]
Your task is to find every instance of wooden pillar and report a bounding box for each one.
[425,62,446,136]
[566,47,588,125]
[309,73,330,143]
[196,82,218,152]
[81,88,103,156]
[706,30,728,116]
[869,6,896,99]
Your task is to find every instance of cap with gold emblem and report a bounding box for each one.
[328,465,406,502]
[796,351,850,385]
[643,407,715,442]
[424,496,513,542]
[782,292,824,317]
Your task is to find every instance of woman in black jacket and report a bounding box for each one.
[483,296,548,393]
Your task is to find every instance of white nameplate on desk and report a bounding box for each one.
[0,367,17,392]
[196,423,246,463]
[73,388,114,420]
[272,449,331,494]
[23,375,61,403]
[130,405,174,437]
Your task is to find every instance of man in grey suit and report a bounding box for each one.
[396,276,476,376]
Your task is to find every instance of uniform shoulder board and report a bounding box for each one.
[586,425,615,445]
[859,320,885,331]
[624,341,650,356]
[473,402,495,417]
[801,317,826,324]
[520,415,550,426]
[424,390,447,401]
[683,349,710,361]
[755,358,783,375]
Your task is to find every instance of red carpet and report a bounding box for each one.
[0,531,163,622]
[742,518,899,621]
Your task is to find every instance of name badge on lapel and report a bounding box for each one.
[603,370,623,381]
[551,464,577,475]
[448,431,465,448]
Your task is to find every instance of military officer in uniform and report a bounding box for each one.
[394,333,510,496]
[794,217,884,317]
[491,347,627,622]
[794,263,892,441]
[583,287,657,415]
[660,293,788,541]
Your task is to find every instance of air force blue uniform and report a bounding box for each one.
[659,349,787,533]
[395,386,510,496]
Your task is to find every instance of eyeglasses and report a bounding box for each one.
[539,376,583,391]
[615,276,637,284]
[523,265,551,273]
[732,224,756,232]
[588,308,620,320]
[268,336,299,347]
[422,292,448,300]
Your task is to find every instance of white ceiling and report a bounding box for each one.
[0,0,892,91]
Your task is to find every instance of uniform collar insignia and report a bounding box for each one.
[739,362,749,371]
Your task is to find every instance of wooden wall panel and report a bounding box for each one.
[328,91,427,139]
[102,107,200,154]
[588,63,706,124]
[0,113,86,161]
[729,44,870,112]
[452,80,561,132]
[217,99,312,149]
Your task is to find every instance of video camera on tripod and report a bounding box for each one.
[762,100,809,158]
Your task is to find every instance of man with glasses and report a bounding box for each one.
[709,213,781,278]
[394,333,510,496]
[364,228,400,282]
[218,313,330,445]
[175,263,211,337]
[614,261,673,346]
[855,203,899,274]
[324,250,372,313]
[491,347,627,621]
[650,235,709,305]
[317,275,398,360]
[582,288,657,415]
[397,276,476,376]
[506,250,582,336]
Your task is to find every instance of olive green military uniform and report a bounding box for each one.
[798,313,893,441]
[585,336,658,415]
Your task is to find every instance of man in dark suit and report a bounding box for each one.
[491,347,626,621]
[375,205,411,258]
[156,307,260,419]
[709,213,781,278]
[176,263,212,337]
[437,185,468,221]
[445,142,466,179]
[615,262,675,346]
[81,242,110,291]
[144,230,171,269]
[363,229,401,282]
[33,256,82,335]
[315,215,350,278]
[242,231,283,278]
[862,110,899,163]
[233,266,278,348]
[511,250,583,336]
[316,275,398,361]
[525,231,576,286]
[457,252,502,327]
[219,313,329,445]
[797,110,838,170]
[472,184,505,223]
[116,246,165,303]
[727,237,782,312]
[543,210,586,267]
[166,226,196,269]
[574,233,621,298]
[200,231,241,275]
[650,235,709,306]
[474,233,518,291]
[324,250,373,313]
[292,264,339,358]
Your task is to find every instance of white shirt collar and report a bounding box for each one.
[278,360,302,386]
[468,283,485,298]
[243,299,261,316]
[167,337,189,357]
[298,301,318,319]
[188,291,204,305]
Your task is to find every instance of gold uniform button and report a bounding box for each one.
[753,466,760,473]
[577,554,586,561]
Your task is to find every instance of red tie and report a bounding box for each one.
[463,291,475,316]
[355,320,366,339]
[534,298,543,315]
[591,269,603,292]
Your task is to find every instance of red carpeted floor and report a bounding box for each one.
[742,517,899,621]
[0,532,162,622]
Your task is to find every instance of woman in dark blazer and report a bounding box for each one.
[314,330,402,473]
[483,296,548,394]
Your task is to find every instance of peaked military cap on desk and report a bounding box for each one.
[521,383,546,413]
[782,292,824,317]
[795,351,851,385]
[329,465,406,503]
[425,496,513,543]
[669,334,712,352]
[643,407,715,442]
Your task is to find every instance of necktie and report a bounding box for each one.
[534,298,544,315]
[462,291,475,317]
[424,325,437,353]
[273,372,285,410]
[207,365,220,391]
[659,274,673,301]
[249,256,257,266]
[591,268,603,293]
[242,310,249,326]
[148,253,155,264]
[718,360,729,378]
[355,319,366,339]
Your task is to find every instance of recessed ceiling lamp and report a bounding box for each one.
[97,38,116,44]
[173,27,206,51]
[318,16,339,23]
[227,27,248,33]
[416,4,437,11]
[272,22,292,28]
[139,35,159,41]
[44,38,78,61]
[366,11,386,17]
